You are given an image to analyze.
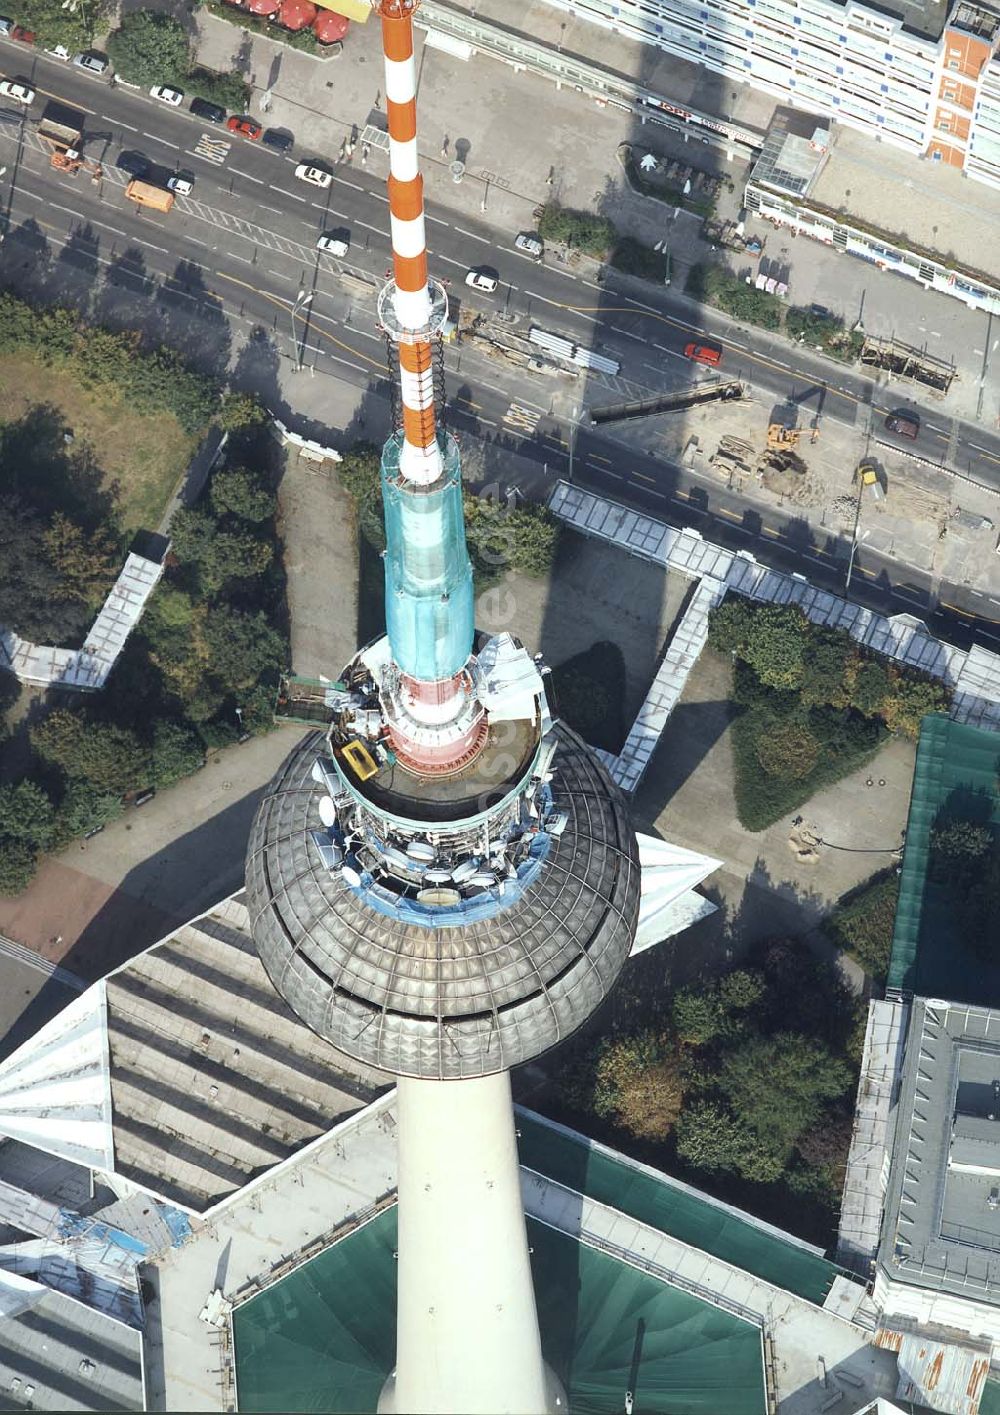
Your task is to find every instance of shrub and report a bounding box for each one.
[826,873,899,982]
[0,780,55,851]
[592,1031,685,1142]
[610,238,668,282]
[0,839,38,897]
[210,467,276,524]
[50,781,125,848]
[150,719,205,787]
[754,720,820,780]
[537,202,617,259]
[202,0,320,51]
[186,67,251,113]
[687,264,784,330]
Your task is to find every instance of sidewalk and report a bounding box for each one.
[194,8,998,429]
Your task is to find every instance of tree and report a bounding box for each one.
[150,719,205,787]
[43,513,120,610]
[337,442,381,501]
[800,630,851,708]
[676,1101,786,1183]
[796,1108,854,1173]
[15,0,90,49]
[0,496,87,643]
[169,508,272,591]
[717,1033,853,1159]
[210,467,276,524]
[203,608,286,692]
[849,658,892,718]
[672,970,764,1045]
[0,780,55,850]
[881,671,949,738]
[706,596,756,655]
[107,11,190,88]
[0,839,38,897]
[592,1032,684,1142]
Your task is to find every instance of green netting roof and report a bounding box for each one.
[888,714,1000,1002]
[516,1111,840,1305]
[233,1207,767,1415]
[980,1379,1000,1415]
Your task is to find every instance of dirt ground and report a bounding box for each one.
[0,351,199,533]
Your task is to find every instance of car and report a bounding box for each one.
[0,79,35,104]
[0,19,12,35]
[884,410,920,440]
[262,127,294,154]
[45,43,71,60]
[684,341,723,366]
[72,51,109,74]
[294,162,332,188]
[514,232,543,258]
[150,84,183,106]
[317,230,349,256]
[167,173,193,195]
[465,268,499,293]
[226,114,262,141]
[190,96,226,124]
[10,25,35,42]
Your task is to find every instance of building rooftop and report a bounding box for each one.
[750,109,830,199]
[0,1269,143,1412]
[233,1206,769,1415]
[0,894,389,1213]
[888,716,1000,1003]
[880,998,1000,1304]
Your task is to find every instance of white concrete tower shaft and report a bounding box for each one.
[379,1074,563,1415]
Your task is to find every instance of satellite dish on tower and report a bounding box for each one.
[318,796,337,828]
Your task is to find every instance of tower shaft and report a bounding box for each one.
[380,1073,558,1415]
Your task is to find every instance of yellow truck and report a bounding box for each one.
[125,179,174,213]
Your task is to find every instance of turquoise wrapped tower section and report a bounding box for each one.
[380,429,474,683]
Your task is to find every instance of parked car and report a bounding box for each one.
[190,96,226,124]
[167,173,193,195]
[10,26,35,43]
[116,149,150,178]
[465,268,499,293]
[684,341,723,366]
[884,410,920,440]
[514,232,543,258]
[72,51,109,74]
[150,83,183,106]
[0,19,12,35]
[262,127,294,153]
[294,162,332,188]
[0,78,34,104]
[44,43,71,60]
[226,114,262,141]
[317,230,349,256]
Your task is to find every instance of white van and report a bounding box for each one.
[317,231,349,257]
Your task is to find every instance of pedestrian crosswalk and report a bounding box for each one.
[503,402,542,434]
[193,133,231,166]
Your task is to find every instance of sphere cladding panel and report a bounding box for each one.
[246,728,640,1079]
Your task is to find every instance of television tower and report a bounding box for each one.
[246,2,641,1410]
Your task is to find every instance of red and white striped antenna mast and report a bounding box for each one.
[371,0,449,488]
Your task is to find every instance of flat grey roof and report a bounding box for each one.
[0,1274,142,1412]
[880,999,1000,1301]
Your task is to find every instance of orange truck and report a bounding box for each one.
[125,179,174,213]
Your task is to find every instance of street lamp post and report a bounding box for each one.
[289,289,313,373]
[567,404,579,484]
[844,475,865,595]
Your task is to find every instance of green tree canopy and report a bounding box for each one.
[676,1101,786,1183]
[108,11,190,87]
[219,392,267,432]
[14,0,90,49]
[0,497,89,644]
[672,970,764,1045]
[0,839,38,897]
[717,1033,853,1159]
[0,780,55,851]
[210,467,276,524]
[50,780,124,848]
[203,608,286,692]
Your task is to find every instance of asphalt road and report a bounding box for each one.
[2,41,999,652]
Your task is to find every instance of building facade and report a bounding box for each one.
[544,0,1000,186]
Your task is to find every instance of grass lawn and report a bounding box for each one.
[0,352,200,534]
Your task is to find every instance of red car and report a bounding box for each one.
[11,25,36,42]
[226,115,262,141]
[684,341,723,367]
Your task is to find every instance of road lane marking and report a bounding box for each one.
[455,226,489,242]
[235,170,264,184]
[272,185,306,202]
[142,131,177,147]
